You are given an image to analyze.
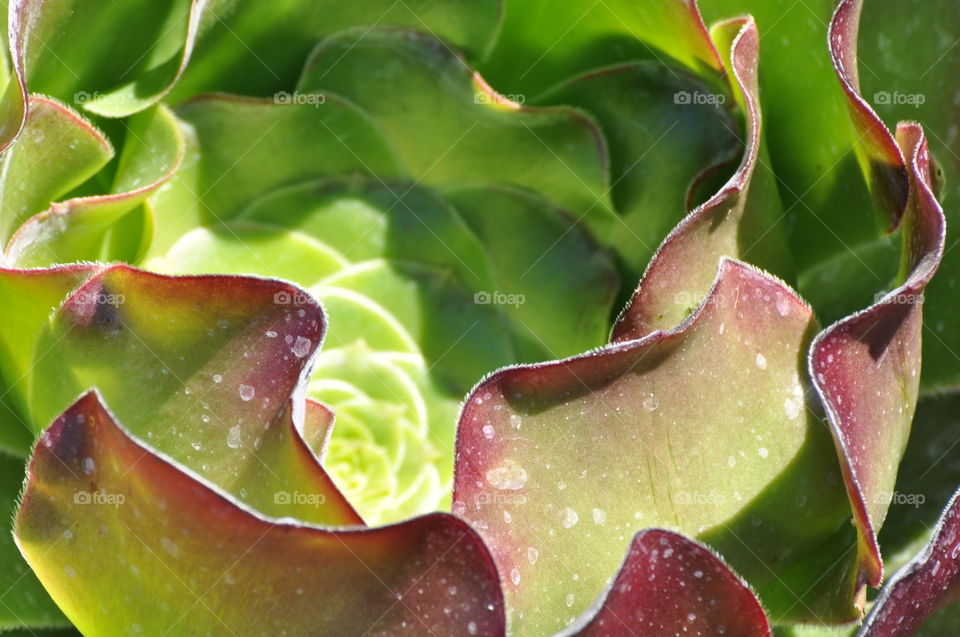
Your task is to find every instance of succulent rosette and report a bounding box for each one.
[0,0,959,635]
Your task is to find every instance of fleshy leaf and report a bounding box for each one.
[613,17,791,339]
[169,0,502,100]
[0,96,112,249]
[537,60,742,278]
[563,529,771,637]
[296,28,618,239]
[859,486,960,636]
[810,122,946,589]
[148,95,402,253]
[0,264,101,456]
[6,104,184,267]
[854,0,960,392]
[828,0,909,228]
[5,0,203,136]
[480,0,723,97]
[23,265,360,525]
[15,391,506,636]
[0,451,70,630]
[455,258,855,632]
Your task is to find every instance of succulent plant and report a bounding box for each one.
[1,0,960,635]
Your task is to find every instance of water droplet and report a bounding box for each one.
[485,460,527,490]
[561,507,579,528]
[592,508,606,525]
[213,374,223,383]
[642,394,658,411]
[509,414,522,430]
[239,385,255,401]
[510,568,521,585]
[265,330,277,338]
[65,565,76,578]
[784,397,801,420]
[527,547,539,565]
[82,457,95,475]
[776,295,791,317]
[482,425,495,439]
[758,447,769,458]
[227,425,242,449]
[191,442,202,452]
[468,621,478,635]
[565,593,575,607]
[755,353,767,370]
[452,501,466,515]
[291,336,312,358]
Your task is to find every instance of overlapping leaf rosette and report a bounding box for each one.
[0,0,960,635]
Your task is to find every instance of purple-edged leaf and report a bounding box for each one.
[6,104,184,267]
[564,529,771,637]
[829,0,909,228]
[859,486,960,636]
[15,391,506,636]
[455,259,856,631]
[810,122,946,589]
[25,265,360,525]
[612,17,791,341]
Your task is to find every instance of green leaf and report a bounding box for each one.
[296,28,618,240]
[537,60,742,279]
[0,451,70,631]
[6,0,200,122]
[148,95,402,254]
[479,0,725,97]
[15,390,507,636]
[169,0,502,100]
[0,96,112,248]
[7,104,184,267]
